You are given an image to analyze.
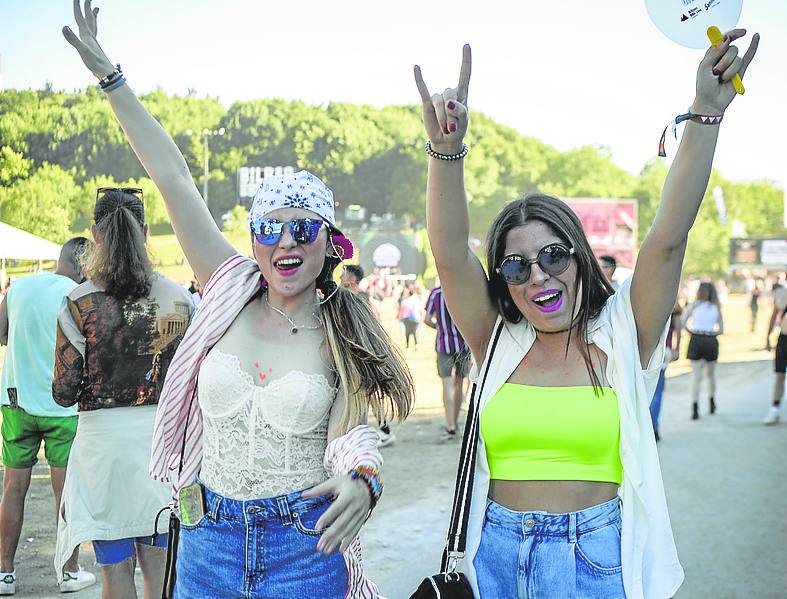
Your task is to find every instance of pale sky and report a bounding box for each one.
[1,0,784,184]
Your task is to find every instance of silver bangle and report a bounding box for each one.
[424,140,469,161]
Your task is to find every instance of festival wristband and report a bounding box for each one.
[658,110,723,157]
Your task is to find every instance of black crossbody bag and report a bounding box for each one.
[410,321,504,599]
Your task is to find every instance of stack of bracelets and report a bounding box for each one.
[98,64,126,92]
[350,465,383,510]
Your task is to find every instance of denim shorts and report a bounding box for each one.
[474,497,626,599]
[92,534,168,566]
[174,484,349,599]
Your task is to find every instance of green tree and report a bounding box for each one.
[0,163,78,240]
[0,146,32,184]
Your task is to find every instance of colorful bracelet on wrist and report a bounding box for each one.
[98,64,124,91]
[658,108,723,157]
[424,140,469,161]
[350,465,383,509]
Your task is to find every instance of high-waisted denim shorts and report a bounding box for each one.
[174,484,349,599]
[474,497,626,598]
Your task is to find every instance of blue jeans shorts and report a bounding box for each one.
[174,484,349,598]
[474,497,626,599]
[92,534,168,566]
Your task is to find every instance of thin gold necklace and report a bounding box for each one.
[264,293,322,335]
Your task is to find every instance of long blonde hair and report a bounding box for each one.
[316,254,414,433]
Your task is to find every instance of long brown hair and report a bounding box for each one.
[696,281,720,307]
[485,194,614,390]
[316,238,415,433]
[83,190,153,300]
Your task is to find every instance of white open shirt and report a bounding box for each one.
[462,276,684,599]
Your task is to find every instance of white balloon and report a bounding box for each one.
[645,0,743,49]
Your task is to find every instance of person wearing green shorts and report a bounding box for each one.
[1,408,78,469]
[0,238,96,595]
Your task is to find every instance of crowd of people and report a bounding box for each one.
[0,2,769,598]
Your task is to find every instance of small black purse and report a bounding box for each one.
[410,322,504,599]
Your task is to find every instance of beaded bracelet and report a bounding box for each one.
[658,109,723,157]
[98,64,123,90]
[424,140,469,161]
[350,465,383,509]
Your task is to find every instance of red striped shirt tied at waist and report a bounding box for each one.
[149,255,382,502]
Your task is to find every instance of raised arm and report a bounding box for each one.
[631,29,759,367]
[414,46,497,361]
[62,0,235,285]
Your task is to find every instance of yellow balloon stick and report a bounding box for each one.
[707,26,745,95]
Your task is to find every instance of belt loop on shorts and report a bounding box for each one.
[276,495,292,526]
[568,512,577,543]
[208,489,222,522]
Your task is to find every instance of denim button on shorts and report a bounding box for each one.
[474,497,626,599]
[174,484,349,598]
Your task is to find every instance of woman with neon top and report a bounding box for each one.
[414,32,758,599]
[62,2,413,597]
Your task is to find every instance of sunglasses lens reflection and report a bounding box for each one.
[540,246,571,274]
[253,219,323,246]
[500,259,530,284]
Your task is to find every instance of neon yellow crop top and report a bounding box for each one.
[480,384,623,485]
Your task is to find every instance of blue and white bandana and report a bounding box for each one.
[249,170,336,226]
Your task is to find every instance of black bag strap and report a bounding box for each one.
[441,320,505,571]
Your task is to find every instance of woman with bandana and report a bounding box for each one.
[62,2,413,597]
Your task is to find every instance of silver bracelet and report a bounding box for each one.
[424,140,469,161]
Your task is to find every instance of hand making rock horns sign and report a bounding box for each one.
[414,44,472,155]
[692,28,759,115]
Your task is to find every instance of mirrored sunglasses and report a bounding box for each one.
[250,217,325,246]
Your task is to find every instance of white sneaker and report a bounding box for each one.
[59,567,96,593]
[378,429,396,448]
[763,406,781,425]
[0,571,15,595]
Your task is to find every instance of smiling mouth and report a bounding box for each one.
[274,257,303,273]
[532,290,563,312]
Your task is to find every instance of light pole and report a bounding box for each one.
[186,127,225,210]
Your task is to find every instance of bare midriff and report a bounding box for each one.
[489,480,619,513]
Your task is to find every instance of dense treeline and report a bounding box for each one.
[0,87,783,274]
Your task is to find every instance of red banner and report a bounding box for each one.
[563,198,638,269]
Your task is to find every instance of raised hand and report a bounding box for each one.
[62,0,115,80]
[414,44,472,154]
[302,474,372,555]
[693,29,760,115]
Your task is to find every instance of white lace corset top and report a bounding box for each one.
[197,349,336,500]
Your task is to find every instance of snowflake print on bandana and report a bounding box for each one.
[249,169,337,229]
[283,193,309,209]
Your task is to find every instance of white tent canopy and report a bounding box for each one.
[0,222,62,261]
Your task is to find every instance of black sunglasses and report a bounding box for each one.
[496,244,575,285]
[249,217,325,246]
[95,187,144,202]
